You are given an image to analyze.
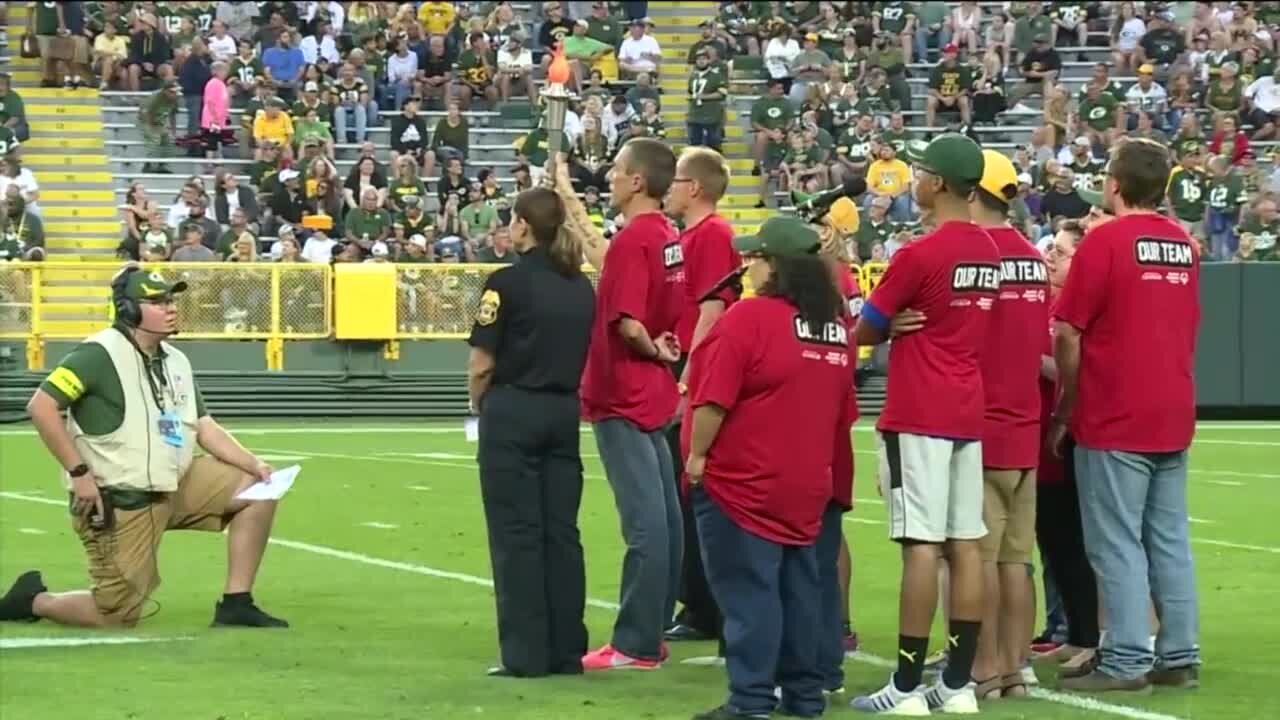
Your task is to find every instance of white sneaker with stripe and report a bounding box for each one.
[923,680,979,714]
[851,674,930,716]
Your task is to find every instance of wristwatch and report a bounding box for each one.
[68,463,91,478]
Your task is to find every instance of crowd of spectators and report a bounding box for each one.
[0,1,1276,266]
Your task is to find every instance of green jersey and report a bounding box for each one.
[929,63,970,98]
[394,209,434,239]
[0,211,43,260]
[388,179,428,208]
[855,84,896,114]
[875,2,914,34]
[1171,135,1204,161]
[879,127,912,154]
[0,127,19,157]
[1205,80,1243,113]
[1235,215,1280,253]
[688,69,726,125]
[292,97,334,125]
[1078,93,1119,132]
[458,50,496,87]
[1067,158,1106,191]
[586,17,624,48]
[157,2,185,35]
[34,1,60,35]
[836,128,875,164]
[519,129,571,167]
[751,96,794,131]
[0,91,25,127]
[1206,172,1247,211]
[1167,167,1208,221]
[1239,58,1274,87]
[855,218,897,260]
[1076,79,1127,104]
[461,202,498,238]
[345,208,393,240]
[39,336,208,436]
[230,57,265,88]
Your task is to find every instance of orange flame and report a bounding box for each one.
[548,46,571,86]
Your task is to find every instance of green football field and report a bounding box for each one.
[0,420,1277,720]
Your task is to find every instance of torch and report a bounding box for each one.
[542,43,572,186]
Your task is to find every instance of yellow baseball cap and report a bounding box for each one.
[826,197,861,235]
[978,149,1020,202]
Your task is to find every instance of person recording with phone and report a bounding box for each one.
[0,265,288,629]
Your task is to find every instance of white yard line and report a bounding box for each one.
[0,490,1208,720]
[17,528,47,535]
[359,522,399,530]
[1207,480,1244,487]
[0,636,193,650]
[1194,539,1280,555]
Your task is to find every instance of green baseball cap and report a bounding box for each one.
[902,139,929,164]
[734,216,820,257]
[915,133,985,188]
[121,268,188,300]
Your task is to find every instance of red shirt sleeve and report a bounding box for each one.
[689,315,751,413]
[1053,228,1111,332]
[602,233,651,325]
[691,222,740,305]
[864,246,920,318]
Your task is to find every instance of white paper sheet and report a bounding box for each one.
[235,465,300,501]
[464,417,479,442]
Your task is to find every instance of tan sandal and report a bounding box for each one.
[1001,673,1029,698]
[974,675,1003,700]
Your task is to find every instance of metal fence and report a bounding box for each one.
[0,260,887,345]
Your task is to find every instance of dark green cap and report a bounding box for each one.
[902,139,929,164]
[915,133,984,188]
[121,268,188,300]
[734,216,820,257]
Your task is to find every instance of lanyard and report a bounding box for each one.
[120,328,171,413]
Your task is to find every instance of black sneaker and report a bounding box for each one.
[211,597,289,628]
[664,622,712,642]
[0,571,46,622]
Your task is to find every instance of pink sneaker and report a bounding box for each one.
[582,644,661,671]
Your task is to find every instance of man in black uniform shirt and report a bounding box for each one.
[467,186,596,679]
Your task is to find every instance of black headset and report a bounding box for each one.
[111,263,144,328]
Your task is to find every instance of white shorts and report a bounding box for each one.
[878,431,987,542]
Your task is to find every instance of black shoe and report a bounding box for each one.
[0,571,46,622]
[153,165,173,174]
[664,622,712,642]
[211,597,289,628]
[751,164,761,177]
[692,705,770,720]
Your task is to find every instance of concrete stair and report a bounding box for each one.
[5,4,122,337]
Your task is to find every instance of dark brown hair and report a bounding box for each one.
[1110,139,1170,209]
[513,187,580,276]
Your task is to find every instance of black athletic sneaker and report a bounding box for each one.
[691,705,770,720]
[211,598,289,628]
[0,571,46,622]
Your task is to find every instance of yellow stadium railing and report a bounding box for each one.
[1,259,889,369]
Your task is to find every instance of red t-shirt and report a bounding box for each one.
[865,221,1001,439]
[675,213,740,350]
[981,226,1050,469]
[580,211,684,432]
[834,261,864,320]
[1053,212,1200,452]
[682,296,858,544]
[1038,296,1064,485]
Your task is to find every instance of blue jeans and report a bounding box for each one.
[1075,447,1201,680]
[1207,208,1239,260]
[688,122,724,150]
[815,502,846,692]
[592,417,683,660]
[184,94,203,137]
[696,488,824,718]
[334,102,377,143]
[914,26,952,62]
[1041,565,1069,643]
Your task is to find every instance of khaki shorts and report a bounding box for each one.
[979,468,1037,564]
[879,431,987,543]
[73,456,246,625]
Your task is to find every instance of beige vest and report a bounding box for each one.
[65,329,198,492]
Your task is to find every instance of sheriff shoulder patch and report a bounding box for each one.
[476,289,501,326]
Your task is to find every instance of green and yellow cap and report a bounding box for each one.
[734,216,820,257]
[122,268,188,300]
[915,133,985,188]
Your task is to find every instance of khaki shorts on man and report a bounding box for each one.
[979,469,1037,564]
[75,456,244,625]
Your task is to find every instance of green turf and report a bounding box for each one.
[1,422,1277,720]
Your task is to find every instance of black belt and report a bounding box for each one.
[101,488,164,511]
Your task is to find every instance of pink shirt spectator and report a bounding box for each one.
[201,77,230,130]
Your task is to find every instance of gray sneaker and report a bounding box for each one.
[1058,670,1152,694]
[1148,666,1200,689]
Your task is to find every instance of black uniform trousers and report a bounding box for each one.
[665,355,724,642]
[1035,436,1101,649]
[478,385,588,676]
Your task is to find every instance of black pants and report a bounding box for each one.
[666,356,723,641]
[478,385,588,676]
[1035,437,1100,649]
